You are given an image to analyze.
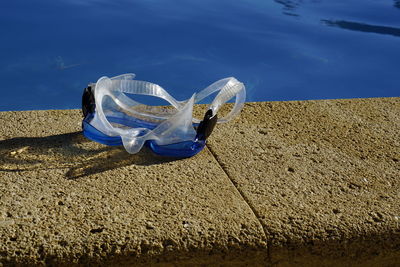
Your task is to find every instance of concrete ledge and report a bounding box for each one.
[0,97,399,266]
[208,98,400,266]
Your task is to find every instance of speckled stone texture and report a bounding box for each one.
[0,98,399,266]
[0,110,267,266]
[207,98,400,266]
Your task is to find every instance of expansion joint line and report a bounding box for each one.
[205,145,270,260]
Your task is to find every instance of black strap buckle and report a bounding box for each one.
[82,85,96,118]
[196,109,218,141]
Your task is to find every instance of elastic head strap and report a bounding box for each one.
[192,77,246,124]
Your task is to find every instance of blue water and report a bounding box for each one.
[0,0,399,111]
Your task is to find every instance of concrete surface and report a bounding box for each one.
[0,97,399,266]
[0,110,266,266]
[207,98,400,266]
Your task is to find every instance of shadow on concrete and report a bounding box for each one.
[0,131,179,180]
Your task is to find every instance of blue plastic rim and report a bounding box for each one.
[82,114,206,158]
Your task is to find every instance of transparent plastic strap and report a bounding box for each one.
[193,77,246,123]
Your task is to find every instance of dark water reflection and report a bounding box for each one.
[0,0,399,111]
[274,0,302,16]
[323,20,400,38]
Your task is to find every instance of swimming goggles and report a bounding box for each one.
[82,73,246,158]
